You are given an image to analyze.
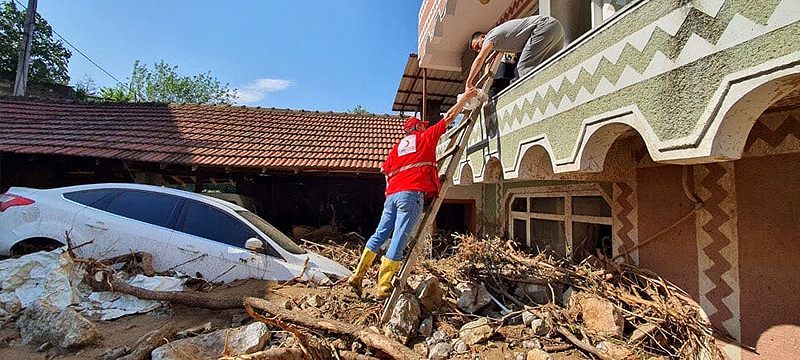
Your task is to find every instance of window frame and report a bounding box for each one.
[507,185,612,258]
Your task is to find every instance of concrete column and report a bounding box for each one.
[540,0,592,44]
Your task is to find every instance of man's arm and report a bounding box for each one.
[442,88,478,128]
[465,42,495,90]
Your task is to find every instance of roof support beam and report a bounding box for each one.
[402,74,463,84]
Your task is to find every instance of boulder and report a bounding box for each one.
[456,282,492,313]
[305,294,324,308]
[458,317,493,345]
[150,322,268,360]
[426,330,448,346]
[418,316,433,338]
[574,293,624,337]
[383,293,421,344]
[526,349,553,360]
[415,277,444,312]
[514,284,550,304]
[17,301,100,349]
[428,342,451,360]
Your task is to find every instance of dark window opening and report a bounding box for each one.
[436,202,471,235]
[103,190,178,228]
[177,200,257,248]
[63,189,118,207]
[571,222,613,261]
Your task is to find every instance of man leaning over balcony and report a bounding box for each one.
[466,15,565,91]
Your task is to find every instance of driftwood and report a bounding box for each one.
[119,323,177,360]
[556,326,612,360]
[244,297,421,360]
[89,270,241,309]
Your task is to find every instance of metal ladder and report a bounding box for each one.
[380,55,501,323]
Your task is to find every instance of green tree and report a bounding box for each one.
[350,104,369,115]
[99,60,235,104]
[0,1,72,84]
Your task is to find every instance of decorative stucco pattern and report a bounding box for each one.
[612,181,638,264]
[694,162,741,359]
[460,0,800,182]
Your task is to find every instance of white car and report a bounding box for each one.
[0,183,350,284]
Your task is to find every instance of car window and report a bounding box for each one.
[104,190,178,228]
[237,210,306,255]
[178,201,257,248]
[63,189,118,206]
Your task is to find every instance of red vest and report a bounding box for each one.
[382,121,447,197]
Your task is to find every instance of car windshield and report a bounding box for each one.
[237,211,306,255]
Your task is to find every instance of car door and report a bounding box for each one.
[70,189,179,264]
[171,199,292,282]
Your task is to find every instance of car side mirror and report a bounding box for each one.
[244,238,264,252]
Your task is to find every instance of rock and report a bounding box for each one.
[597,341,633,359]
[574,293,624,337]
[456,282,492,313]
[419,316,433,338]
[522,339,541,350]
[17,301,100,349]
[332,338,347,350]
[459,317,493,345]
[415,277,444,312]
[530,318,549,336]
[451,338,468,353]
[305,294,324,308]
[282,300,293,310]
[426,330,448,346]
[383,293,421,344]
[526,349,553,360]
[412,342,429,356]
[351,341,364,352]
[428,342,451,360]
[561,287,575,308]
[514,284,550,304]
[151,322,269,360]
[522,310,537,326]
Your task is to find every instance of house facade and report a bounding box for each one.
[415,0,800,358]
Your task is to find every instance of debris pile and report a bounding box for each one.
[415,235,722,359]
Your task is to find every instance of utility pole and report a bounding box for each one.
[13,0,38,96]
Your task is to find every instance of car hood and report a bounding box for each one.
[300,251,352,279]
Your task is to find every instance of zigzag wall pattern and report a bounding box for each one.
[497,0,782,127]
[744,113,800,151]
[695,162,741,345]
[612,181,638,264]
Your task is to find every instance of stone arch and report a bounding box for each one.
[576,122,648,173]
[709,73,800,159]
[456,162,474,185]
[483,157,503,183]
[517,145,555,180]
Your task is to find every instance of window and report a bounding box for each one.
[509,189,612,260]
[63,189,118,207]
[237,210,303,256]
[104,190,178,228]
[178,201,256,248]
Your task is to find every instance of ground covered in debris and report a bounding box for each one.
[0,235,722,359]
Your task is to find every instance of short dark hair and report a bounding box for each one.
[471,31,485,44]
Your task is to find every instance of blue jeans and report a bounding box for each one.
[366,191,424,261]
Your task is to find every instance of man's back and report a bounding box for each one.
[484,15,546,53]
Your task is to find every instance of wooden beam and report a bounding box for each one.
[402,74,463,84]
[396,90,455,99]
[422,68,428,123]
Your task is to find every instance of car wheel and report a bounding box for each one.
[9,238,65,257]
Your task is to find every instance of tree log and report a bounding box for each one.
[244,297,420,360]
[89,271,241,309]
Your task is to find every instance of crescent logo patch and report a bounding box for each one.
[398,135,417,156]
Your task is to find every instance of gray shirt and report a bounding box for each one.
[483,15,546,53]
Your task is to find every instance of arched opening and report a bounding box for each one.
[456,163,474,185]
[517,145,555,180]
[578,122,645,173]
[483,157,503,183]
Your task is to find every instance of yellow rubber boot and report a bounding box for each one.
[347,248,377,296]
[375,256,402,300]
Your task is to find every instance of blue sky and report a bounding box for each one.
[34,1,421,114]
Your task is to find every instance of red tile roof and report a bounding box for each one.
[0,97,405,173]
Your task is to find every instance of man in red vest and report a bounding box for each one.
[348,88,479,298]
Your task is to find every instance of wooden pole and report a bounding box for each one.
[421,68,428,122]
[13,0,38,96]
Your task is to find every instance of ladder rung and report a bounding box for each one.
[437,145,459,162]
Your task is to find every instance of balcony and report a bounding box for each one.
[455,0,800,184]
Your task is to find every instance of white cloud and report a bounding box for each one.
[235,78,294,103]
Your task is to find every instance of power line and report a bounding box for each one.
[12,0,125,85]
